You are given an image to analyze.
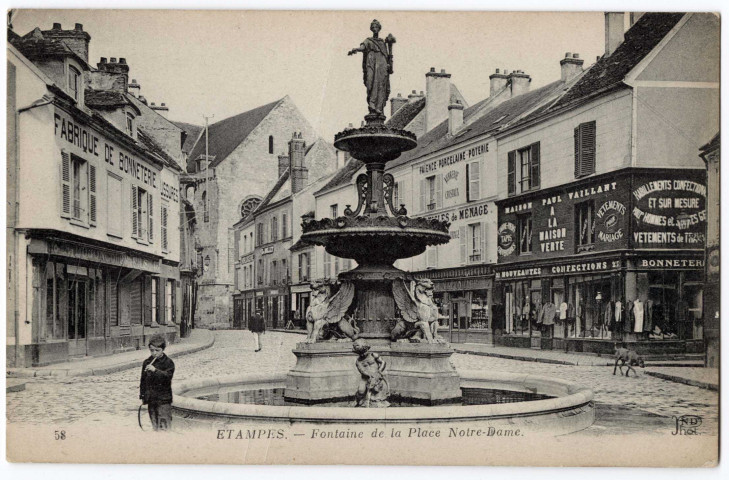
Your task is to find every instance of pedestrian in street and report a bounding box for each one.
[249,308,266,352]
[139,334,175,431]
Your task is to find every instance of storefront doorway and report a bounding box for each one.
[448,297,469,343]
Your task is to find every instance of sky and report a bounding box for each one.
[12,9,606,145]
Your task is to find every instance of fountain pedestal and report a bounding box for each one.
[284,342,462,405]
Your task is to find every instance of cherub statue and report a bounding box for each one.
[305,279,357,343]
[391,278,444,343]
[353,339,390,408]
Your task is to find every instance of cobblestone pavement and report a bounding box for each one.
[6,331,719,436]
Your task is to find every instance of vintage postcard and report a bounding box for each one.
[5,8,720,467]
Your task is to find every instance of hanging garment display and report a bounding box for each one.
[633,299,644,332]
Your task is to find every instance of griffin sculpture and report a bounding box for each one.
[305,280,357,343]
[391,278,444,343]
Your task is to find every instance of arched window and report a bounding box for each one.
[202,191,209,222]
[268,135,274,154]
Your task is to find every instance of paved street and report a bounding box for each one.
[6,331,719,436]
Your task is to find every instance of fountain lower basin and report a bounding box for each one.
[172,370,595,434]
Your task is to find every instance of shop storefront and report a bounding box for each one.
[495,169,706,354]
[24,235,177,366]
[253,287,290,329]
[416,265,493,344]
[291,284,311,330]
[233,291,256,329]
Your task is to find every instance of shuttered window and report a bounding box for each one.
[161,203,169,251]
[61,150,72,218]
[574,121,596,178]
[467,161,480,201]
[507,151,516,196]
[459,226,467,264]
[131,185,139,238]
[147,192,153,243]
[88,164,97,226]
[468,223,482,263]
[426,246,438,269]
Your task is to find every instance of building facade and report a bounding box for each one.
[184,96,320,328]
[492,13,718,354]
[700,134,719,368]
[8,23,184,366]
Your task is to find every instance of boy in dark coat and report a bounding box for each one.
[139,334,175,431]
[249,309,266,352]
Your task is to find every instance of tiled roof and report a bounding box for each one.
[172,121,203,154]
[550,13,685,111]
[386,97,425,130]
[187,98,283,170]
[315,157,364,195]
[387,80,566,170]
[137,129,183,172]
[254,169,291,213]
[84,88,131,109]
[10,28,89,69]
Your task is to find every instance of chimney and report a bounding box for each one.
[289,132,308,194]
[629,12,645,27]
[96,56,130,75]
[509,70,531,97]
[42,22,91,64]
[278,153,289,178]
[560,52,584,82]
[390,93,407,116]
[448,100,464,136]
[128,78,141,97]
[604,12,625,56]
[407,89,424,103]
[425,67,452,132]
[138,95,148,105]
[489,68,509,97]
[150,101,170,119]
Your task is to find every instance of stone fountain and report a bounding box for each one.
[284,19,459,405]
[170,21,594,434]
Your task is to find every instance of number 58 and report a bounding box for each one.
[54,430,66,440]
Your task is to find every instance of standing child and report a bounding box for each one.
[139,334,175,431]
[249,309,266,352]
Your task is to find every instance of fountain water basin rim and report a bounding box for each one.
[172,370,594,426]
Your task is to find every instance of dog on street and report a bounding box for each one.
[613,346,645,377]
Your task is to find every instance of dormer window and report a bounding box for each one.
[126,112,135,136]
[68,66,80,102]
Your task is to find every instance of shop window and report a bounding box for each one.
[574,121,596,178]
[471,291,489,329]
[466,161,480,201]
[575,200,596,252]
[517,214,533,255]
[507,142,540,195]
[131,186,153,243]
[420,175,442,212]
[44,262,65,340]
[151,278,159,324]
[467,223,482,263]
[166,280,174,324]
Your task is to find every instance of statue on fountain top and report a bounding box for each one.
[305,279,357,343]
[391,278,446,344]
[348,19,396,122]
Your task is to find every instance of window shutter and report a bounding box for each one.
[481,221,488,263]
[469,161,480,201]
[582,121,596,176]
[507,151,516,195]
[574,126,581,177]
[88,163,97,226]
[147,193,154,243]
[530,143,540,189]
[131,185,138,238]
[161,205,168,250]
[419,179,426,212]
[60,150,71,218]
[459,226,467,264]
[435,175,442,208]
[143,276,153,326]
